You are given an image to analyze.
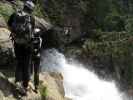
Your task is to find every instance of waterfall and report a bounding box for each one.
[41,49,124,100]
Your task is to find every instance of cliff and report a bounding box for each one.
[0,72,66,100]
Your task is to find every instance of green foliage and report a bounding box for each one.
[42,0,96,29]
[103,15,125,31]
[0,3,14,21]
[39,85,48,99]
[83,31,133,87]
[42,0,66,26]
[96,0,127,32]
[125,15,133,34]
[96,0,110,29]
[33,0,45,18]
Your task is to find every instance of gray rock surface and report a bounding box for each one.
[0,16,7,28]
[0,72,66,100]
[35,16,53,31]
[0,28,14,68]
[40,72,65,100]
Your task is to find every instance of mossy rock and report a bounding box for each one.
[39,85,48,99]
[0,2,14,21]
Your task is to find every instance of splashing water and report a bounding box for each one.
[41,49,123,100]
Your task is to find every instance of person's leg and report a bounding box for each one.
[15,60,23,82]
[13,44,29,96]
[22,48,32,89]
[14,43,23,82]
[34,54,40,91]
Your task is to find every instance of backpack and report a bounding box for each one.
[10,11,33,45]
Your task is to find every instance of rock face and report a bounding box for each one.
[0,28,14,69]
[0,28,13,48]
[40,72,65,100]
[0,16,7,28]
[34,16,53,31]
[42,0,95,43]
[0,72,66,100]
[0,28,66,100]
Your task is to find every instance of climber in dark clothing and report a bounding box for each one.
[14,43,32,88]
[8,0,35,95]
[32,28,42,92]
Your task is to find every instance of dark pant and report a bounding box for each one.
[14,43,32,88]
[32,54,40,88]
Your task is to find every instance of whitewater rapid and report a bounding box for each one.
[41,49,123,100]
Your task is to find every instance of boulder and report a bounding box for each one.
[0,16,7,28]
[0,72,41,100]
[40,72,65,100]
[34,16,53,32]
[0,28,13,48]
[0,28,14,68]
[0,72,66,100]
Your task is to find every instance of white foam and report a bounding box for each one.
[62,63,122,100]
[41,49,123,100]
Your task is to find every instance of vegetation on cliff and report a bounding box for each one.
[42,0,133,90]
[0,2,14,21]
[0,0,133,96]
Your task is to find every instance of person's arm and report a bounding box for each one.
[31,16,35,31]
[8,13,16,42]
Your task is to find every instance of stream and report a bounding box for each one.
[41,49,128,100]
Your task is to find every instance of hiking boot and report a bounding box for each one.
[15,82,27,96]
[20,87,27,96]
[34,85,38,93]
[15,82,21,90]
[28,81,34,90]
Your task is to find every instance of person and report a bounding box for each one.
[8,0,35,95]
[32,28,42,93]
